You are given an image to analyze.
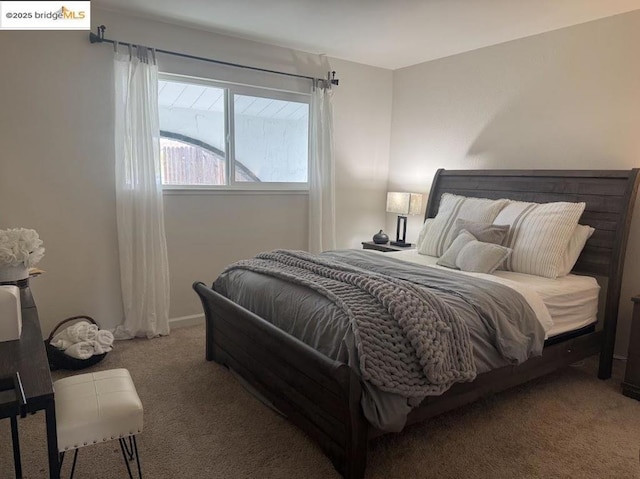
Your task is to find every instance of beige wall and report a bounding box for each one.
[0,29,122,335]
[0,8,392,333]
[331,58,393,250]
[388,11,640,356]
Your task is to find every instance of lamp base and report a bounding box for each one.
[390,241,412,248]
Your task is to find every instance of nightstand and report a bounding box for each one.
[361,241,416,253]
[622,295,640,399]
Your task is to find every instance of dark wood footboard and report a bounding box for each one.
[195,277,603,477]
[193,282,369,479]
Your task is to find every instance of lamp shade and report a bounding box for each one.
[386,192,423,216]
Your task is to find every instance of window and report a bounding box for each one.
[158,76,310,189]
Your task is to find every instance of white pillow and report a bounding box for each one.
[494,200,586,278]
[418,194,508,257]
[557,224,595,276]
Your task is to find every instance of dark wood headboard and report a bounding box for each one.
[425,169,639,378]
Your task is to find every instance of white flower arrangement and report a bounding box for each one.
[0,228,45,268]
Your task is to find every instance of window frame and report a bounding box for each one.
[158,73,311,192]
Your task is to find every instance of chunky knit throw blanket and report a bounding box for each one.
[224,250,476,398]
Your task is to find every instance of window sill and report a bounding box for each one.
[162,187,308,196]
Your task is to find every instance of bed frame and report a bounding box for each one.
[193,169,639,479]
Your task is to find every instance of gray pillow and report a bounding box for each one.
[450,219,509,246]
[456,241,512,274]
[436,230,476,269]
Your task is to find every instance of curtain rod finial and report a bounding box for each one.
[90,25,106,43]
[329,70,339,86]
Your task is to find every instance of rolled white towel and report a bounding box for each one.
[50,337,74,350]
[95,329,114,348]
[51,321,91,349]
[69,323,98,342]
[64,341,95,360]
[53,321,91,343]
[88,331,114,355]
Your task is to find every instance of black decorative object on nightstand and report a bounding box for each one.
[361,241,416,253]
[372,230,389,244]
[622,295,640,399]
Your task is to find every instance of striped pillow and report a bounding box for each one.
[418,194,509,257]
[558,224,595,276]
[416,218,433,250]
[494,201,586,278]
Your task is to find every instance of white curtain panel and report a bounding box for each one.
[309,81,336,253]
[113,48,170,339]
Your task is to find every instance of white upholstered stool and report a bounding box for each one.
[54,368,144,478]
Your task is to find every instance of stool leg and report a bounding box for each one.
[132,436,143,479]
[119,438,135,479]
[10,416,22,479]
[69,449,79,479]
[122,436,134,461]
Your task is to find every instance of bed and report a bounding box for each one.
[193,169,639,479]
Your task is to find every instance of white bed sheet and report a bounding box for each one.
[383,249,599,338]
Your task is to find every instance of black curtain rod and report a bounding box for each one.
[89,25,339,86]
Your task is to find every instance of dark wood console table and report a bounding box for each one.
[623,295,640,400]
[0,281,59,478]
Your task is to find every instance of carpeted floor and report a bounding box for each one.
[2,324,640,478]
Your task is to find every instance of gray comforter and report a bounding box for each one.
[215,249,545,432]
[224,250,477,398]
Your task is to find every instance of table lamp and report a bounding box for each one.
[386,192,423,247]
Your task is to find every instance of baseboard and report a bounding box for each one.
[169,314,204,329]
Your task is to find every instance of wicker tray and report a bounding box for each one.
[44,315,107,371]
